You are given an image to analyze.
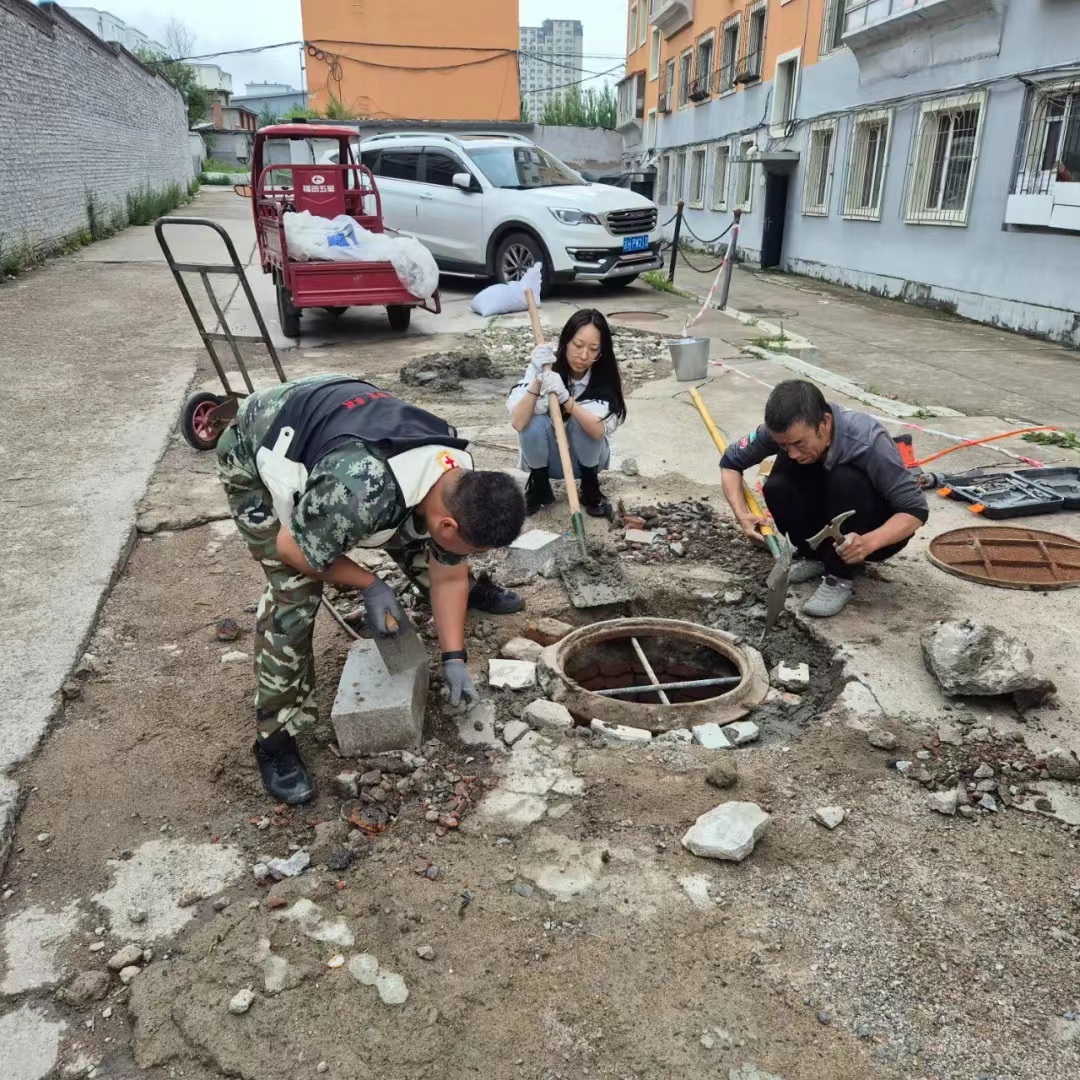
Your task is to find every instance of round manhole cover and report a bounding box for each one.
[608,310,669,323]
[928,526,1080,590]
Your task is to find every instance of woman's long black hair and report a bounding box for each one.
[552,309,627,423]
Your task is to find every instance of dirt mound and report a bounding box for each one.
[399,348,502,392]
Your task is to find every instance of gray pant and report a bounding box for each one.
[518,413,610,480]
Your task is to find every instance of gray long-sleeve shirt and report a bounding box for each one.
[719,404,929,522]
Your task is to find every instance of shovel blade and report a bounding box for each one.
[764,535,794,633]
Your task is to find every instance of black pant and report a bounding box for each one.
[762,456,909,580]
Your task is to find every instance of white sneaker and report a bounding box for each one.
[788,559,826,584]
[802,575,854,618]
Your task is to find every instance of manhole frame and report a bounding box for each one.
[537,616,769,733]
[607,310,670,322]
[927,525,1080,591]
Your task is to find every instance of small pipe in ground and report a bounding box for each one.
[593,675,743,699]
[630,635,670,705]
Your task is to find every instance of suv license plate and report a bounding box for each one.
[622,234,649,253]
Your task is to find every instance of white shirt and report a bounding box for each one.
[507,363,622,437]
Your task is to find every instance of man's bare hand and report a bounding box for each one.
[737,513,770,545]
[836,532,874,565]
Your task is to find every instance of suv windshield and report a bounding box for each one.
[466,145,585,189]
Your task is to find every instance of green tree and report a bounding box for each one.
[256,105,278,128]
[135,22,209,129]
[520,96,532,124]
[540,84,616,129]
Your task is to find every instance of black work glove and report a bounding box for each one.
[442,660,476,707]
[360,578,406,635]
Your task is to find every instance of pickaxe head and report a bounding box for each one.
[807,510,856,551]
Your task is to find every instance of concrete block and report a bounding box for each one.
[692,723,732,749]
[332,638,428,757]
[500,637,544,663]
[372,622,429,676]
[524,699,574,733]
[507,529,566,575]
[489,659,536,690]
[625,529,662,545]
[589,719,652,745]
[725,720,760,745]
[770,661,809,692]
[502,720,530,745]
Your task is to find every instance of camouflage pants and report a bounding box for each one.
[216,422,321,740]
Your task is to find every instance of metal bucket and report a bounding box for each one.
[668,337,710,382]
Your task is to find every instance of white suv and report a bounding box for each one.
[358,132,662,291]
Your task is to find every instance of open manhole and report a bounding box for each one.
[608,310,670,323]
[537,617,768,733]
[928,525,1080,590]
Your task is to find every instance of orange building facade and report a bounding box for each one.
[300,0,521,122]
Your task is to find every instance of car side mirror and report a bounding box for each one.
[233,183,253,198]
[452,173,475,192]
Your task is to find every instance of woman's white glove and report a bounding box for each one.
[539,369,570,404]
[527,343,557,381]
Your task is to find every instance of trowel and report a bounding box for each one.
[689,388,792,634]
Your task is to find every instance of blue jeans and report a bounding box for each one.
[518,414,610,480]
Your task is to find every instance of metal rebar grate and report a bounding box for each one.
[1012,81,1080,195]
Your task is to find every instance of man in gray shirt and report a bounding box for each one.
[720,380,928,617]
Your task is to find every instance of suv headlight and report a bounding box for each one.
[549,208,602,226]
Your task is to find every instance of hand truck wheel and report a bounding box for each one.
[181,390,227,451]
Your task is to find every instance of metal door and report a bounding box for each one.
[760,172,790,269]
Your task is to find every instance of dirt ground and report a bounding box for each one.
[4,328,1080,1080]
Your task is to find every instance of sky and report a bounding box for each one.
[81,0,629,96]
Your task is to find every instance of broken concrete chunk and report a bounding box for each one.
[770,661,810,692]
[867,728,897,751]
[524,698,574,733]
[332,638,428,756]
[529,617,575,645]
[507,530,565,575]
[348,953,379,986]
[681,802,771,862]
[375,971,408,1006]
[589,719,652,745]
[333,771,360,799]
[219,651,249,664]
[812,806,846,830]
[229,987,256,1015]
[118,965,141,985]
[692,722,732,749]
[625,528,662,544]
[977,793,999,812]
[973,763,995,780]
[489,659,537,690]
[654,728,693,746]
[107,943,143,972]
[921,618,1055,705]
[64,970,110,1007]
[266,850,310,880]
[500,637,545,663]
[725,720,760,746]
[457,701,498,746]
[929,790,958,816]
[1040,749,1080,781]
[502,720,530,746]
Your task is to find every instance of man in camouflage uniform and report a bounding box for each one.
[217,374,526,803]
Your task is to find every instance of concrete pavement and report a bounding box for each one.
[669,259,1080,427]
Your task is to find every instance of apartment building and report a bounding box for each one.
[630,0,1080,346]
[61,6,165,54]
[520,19,585,115]
[299,0,520,122]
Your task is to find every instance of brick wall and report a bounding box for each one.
[0,0,194,256]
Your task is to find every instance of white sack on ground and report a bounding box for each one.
[282,211,439,300]
[470,263,543,317]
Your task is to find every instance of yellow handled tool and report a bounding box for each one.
[524,288,588,559]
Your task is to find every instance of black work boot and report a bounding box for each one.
[468,572,524,615]
[579,466,612,519]
[524,468,556,515]
[254,729,315,805]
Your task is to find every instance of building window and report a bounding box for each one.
[691,32,714,102]
[1011,81,1080,195]
[735,137,756,211]
[821,0,847,55]
[673,150,687,204]
[646,109,658,149]
[657,154,671,204]
[710,142,731,211]
[650,28,662,80]
[739,4,767,83]
[659,58,675,111]
[639,0,649,47]
[678,49,693,108]
[688,146,708,208]
[628,3,638,55]
[771,50,800,132]
[802,119,837,215]
[718,15,740,94]
[843,109,891,220]
[905,91,986,226]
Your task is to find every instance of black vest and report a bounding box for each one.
[262,377,469,468]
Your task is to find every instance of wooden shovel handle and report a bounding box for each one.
[524,289,583,518]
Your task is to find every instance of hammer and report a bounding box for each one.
[807,510,856,551]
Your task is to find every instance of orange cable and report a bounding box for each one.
[913,427,1057,468]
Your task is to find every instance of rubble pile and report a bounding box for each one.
[616,499,740,562]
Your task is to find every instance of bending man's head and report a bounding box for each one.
[424,469,526,556]
[764,380,833,465]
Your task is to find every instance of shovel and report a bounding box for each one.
[689,388,792,633]
[523,288,589,560]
